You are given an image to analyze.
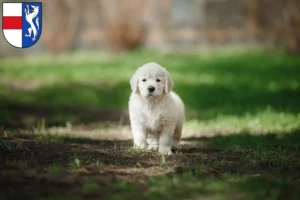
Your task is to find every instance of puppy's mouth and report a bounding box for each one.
[147,93,157,98]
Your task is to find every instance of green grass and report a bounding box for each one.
[81,182,101,194]
[0,50,300,133]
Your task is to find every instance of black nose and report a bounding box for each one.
[148,86,155,92]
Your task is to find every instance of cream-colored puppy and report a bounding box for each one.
[129,62,184,155]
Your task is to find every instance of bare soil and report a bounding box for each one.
[0,136,243,200]
[1,135,299,200]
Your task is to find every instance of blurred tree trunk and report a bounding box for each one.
[247,0,259,41]
[101,0,147,51]
[282,0,300,54]
[42,0,82,53]
[250,0,300,54]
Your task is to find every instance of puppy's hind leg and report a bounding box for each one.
[172,124,183,149]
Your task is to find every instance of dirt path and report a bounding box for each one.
[0,136,241,199]
[1,134,299,200]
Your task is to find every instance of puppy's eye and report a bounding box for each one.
[156,79,161,82]
[142,78,146,82]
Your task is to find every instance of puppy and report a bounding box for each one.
[129,62,184,155]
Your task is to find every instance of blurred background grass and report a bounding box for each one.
[0,50,299,136]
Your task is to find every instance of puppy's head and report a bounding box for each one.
[130,62,173,98]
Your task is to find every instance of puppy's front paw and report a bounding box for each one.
[147,144,159,151]
[159,146,172,155]
[133,141,147,149]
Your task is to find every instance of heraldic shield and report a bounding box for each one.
[2,2,42,48]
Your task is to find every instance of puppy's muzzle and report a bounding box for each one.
[148,86,155,93]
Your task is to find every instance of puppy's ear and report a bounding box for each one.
[164,69,173,94]
[130,72,139,94]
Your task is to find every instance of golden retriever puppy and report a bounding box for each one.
[129,62,184,155]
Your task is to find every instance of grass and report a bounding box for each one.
[81,182,101,194]
[0,49,300,199]
[0,140,11,151]
[0,50,300,132]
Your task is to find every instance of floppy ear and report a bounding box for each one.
[164,69,173,94]
[130,71,139,94]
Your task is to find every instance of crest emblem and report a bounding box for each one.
[2,2,42,48]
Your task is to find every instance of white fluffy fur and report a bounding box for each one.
[129,62,184,155]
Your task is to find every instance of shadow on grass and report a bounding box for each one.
[183,129,300,150]
[0,83,130,128]
[1,52,300,128]
[1,81,299,128]
[178,83,300,119]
